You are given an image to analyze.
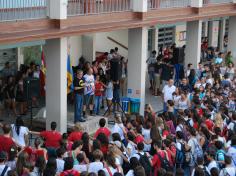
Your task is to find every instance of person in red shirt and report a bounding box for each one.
[60,157,80,176]
[94,118,111,139]
[68,123,83,142]
[151,141,171,176]
[30,122,62,149]
[96,52,108,64]
[0,124,16,156]
[94,75,104,115]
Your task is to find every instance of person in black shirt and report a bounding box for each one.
[179,78,191,93]
[74,70,86,123]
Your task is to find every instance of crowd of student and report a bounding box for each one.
[0,43,236,176]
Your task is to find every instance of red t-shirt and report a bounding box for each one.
[60,170,80,176]
[68,131,83,142]
[94,127,111,139]
[0,135,15,155]
[40,131,62,148]
[135,134,144,144]
[205,119,214,131]
[95,82,104,96]
[152,150,166,169]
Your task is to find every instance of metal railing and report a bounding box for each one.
[148,0,191,9]
[203,0,232,4]
[68,0,131,16]
[0,0,47,22]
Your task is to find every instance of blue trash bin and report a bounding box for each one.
[130,98,140,113]
[121,97,130,113]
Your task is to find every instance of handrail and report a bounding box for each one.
[107,36,128,50]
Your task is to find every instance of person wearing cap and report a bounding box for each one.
[0,151,11,176]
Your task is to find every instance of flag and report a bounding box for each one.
[67,54,74,94]
[39,49,46,96]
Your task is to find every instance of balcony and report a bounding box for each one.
[67,0,131,16]
[203,0,233,5]
[0,0,47,22]
[148,0,191,9]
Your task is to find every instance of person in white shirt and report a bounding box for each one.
[206,149,219,172]
[111,114,126,142]
[219,155,236,176]
[88,149,104,174]
[162,79,176,112]
[0,151,11,176]
[103,154,123,176]
[73,153,88,173]
[56,148,65,173]
[227,136,236,167]
[11,117,29,147]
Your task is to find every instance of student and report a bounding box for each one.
[0,151,11,176]
[74,70,86,122]
[94,75,104,115]
[88,149,104,174]
[60,157,80,176]
[94,118,111,139]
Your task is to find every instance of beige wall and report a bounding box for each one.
[68,36,82,66]
[95,29,128,58]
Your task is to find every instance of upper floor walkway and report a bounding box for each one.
[0,0,235,44]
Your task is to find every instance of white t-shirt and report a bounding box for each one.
[111,123,125,140]
[56,158,65,173]
[219,167,236,176]
[103,166,121,176]
[0,164,11,176]
[208,160,218,171]
[126,170,134,176]
[11,125,29,147]
[73,164,87,173]
[88,161,103,174]
[127,142,137,158]
[162,85,176,103]
[83,74,95,95]
[227,146,236,167]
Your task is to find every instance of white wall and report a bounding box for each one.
[68,36,82,66]
[95,29,128,58]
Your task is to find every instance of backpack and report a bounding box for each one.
[179,125,188,141]
[215,149,225,169]
[193,139,203,162]
[0,166,8,176]
[156,152,173,171]
[137,153,152,176]
[202,166,211,176]
[176,142,191,166]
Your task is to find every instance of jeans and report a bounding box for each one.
[94,96,102,115]
[74,94,83,122]
[163,102,168,112]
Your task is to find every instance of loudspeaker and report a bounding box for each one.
[110,58,121,81]
[24,78,40,100]
[172,47,185,64]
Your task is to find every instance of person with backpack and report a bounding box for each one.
[175,131,191,176]
[187,128,204,173]
[0,151,10,176]
[219,155,236,176]
[215,141,226,169]
[132,142,152,176]
[191,157,210,176]
[227,135,236,167]
[60,157,80,176]
[227,112,236,135]
[103,154,123,176]
[151,140,172,176]
[206,147,219,172]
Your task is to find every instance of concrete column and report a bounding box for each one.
[219,18,226,52]
[17,48,24,70]
[208,20,219,48]
[82,34,96,63]
[127,27,148,115]
[151,28,158,52]
[48,0,67,19]
[44,38,67,133]
[185,21,202,68]
[228,16,236,60]
[132,0,147,12]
